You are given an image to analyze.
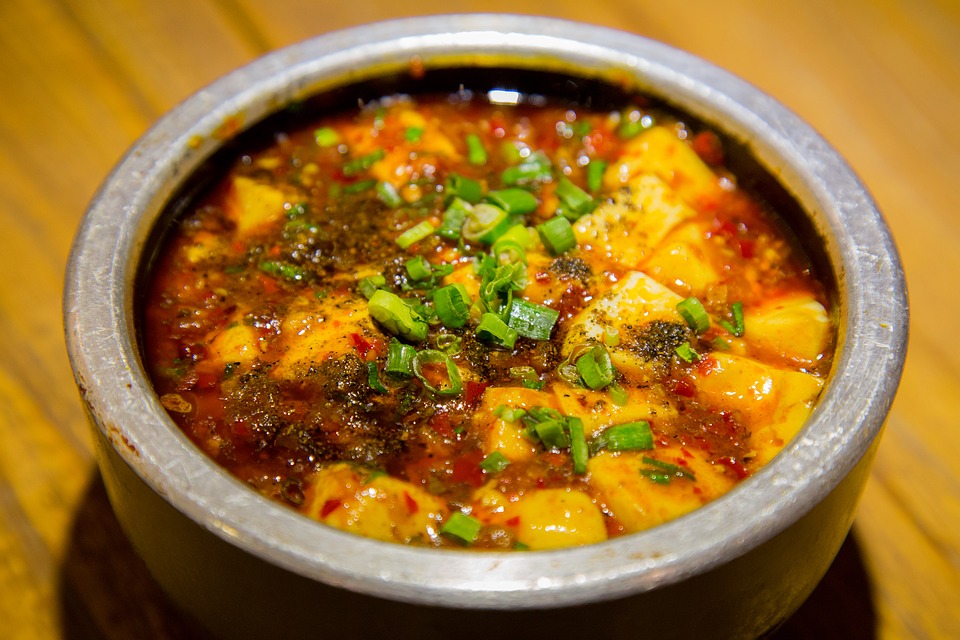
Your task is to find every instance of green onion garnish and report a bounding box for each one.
[367,290,428,342]
[314,127,340,147]
[433,283,472,329]
[676,297,710,334]
[480,451,511,474]
[366,361,388,393]
[436,198,471,241]
[465,133,488,166]
[675,341,700,363]
[342,148,385,176]
[617,110,654,139]
[343,179,377,194]
[476,313,518,349]
[719,301,745,337]
[485,188,539,215]
[384,338,416,377]
[358,274,387,299]
[444,174,483,204]
[502,151,552,186]
[462,203,511,245]
[509,366,544,390]
[536,216,578,255]
[412,349,463,395]
[568,418,589,474]
[506,299,559,341]
[555,176,597,219]
[396,220,436,249]
[586,160,607,193]
[404,126,424,142]
[575,345,616,390]
[592,421,654,453]
[404,255,432,282]
[533,419,570,449]
[609,382,629,407]
[258,260,307,282]
[640,456,697,484]
[375,181,403,208]
[440,511,483,545]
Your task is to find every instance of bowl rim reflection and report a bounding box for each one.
[63,14,908,609]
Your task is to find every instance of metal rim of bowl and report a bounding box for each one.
[63,14,908,609]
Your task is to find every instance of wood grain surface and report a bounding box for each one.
[1,1,957,638]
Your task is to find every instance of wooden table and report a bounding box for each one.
[2,1,957,638]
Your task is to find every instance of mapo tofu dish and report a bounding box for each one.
[143,87,834,550]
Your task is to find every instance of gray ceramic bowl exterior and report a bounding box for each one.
[64,15,907,640]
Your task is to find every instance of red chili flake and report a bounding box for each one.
[693,486,703,495]
[680,447,694,459]
[697,356,720,377]
[505,516,521,527]
[691,130,725,166]
[429,413,455,438]
[464,381,490,406]
[451,450,486,487]
[673,376,696,398]
[535,270,552,283]
[258,274,279,295]
[716,456,749,480]
[320,499,341,518]
[350,333,373,357]
[403,491,419,514]
[738,238,756,259]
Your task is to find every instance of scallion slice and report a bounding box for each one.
[568,418,589,474]
[437,198,471,241]
[396,220,436,249]
[342,148,385,176]
[676,297,710,334]
[440,511,482,545]
[534,419,570,449]
[575,345,615,390]
[592,421,654,453]
[404,126,424,142]
[433,283,472,329]
[536,216,577,255]
[485,188,538,215]
[367,290,428,341]
[384,338,416,376]
[555,176,596,219]
[587,160,607,193]
[412,349,463,395]
[476,312,518,349]
[462,203,511,244]
[404,255,432,282]
[675,341,700,363]
[444,174,483,204]
[506,299,559,341]
[719,301,745,337]
[366,361,388,393]
[314,127,340,147]
[509,366,543,390]
[465,133,487,166]
[358,274,386,299]
[375,181,403,208]
[480,451,511,474]
[502,151,552,186]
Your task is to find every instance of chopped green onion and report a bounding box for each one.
[412,349,463,395]
[609,382,629,407]
[286,202,309,219]
[569,418,589,474]
[396,220,436,249]
[536,216,578,255]
[713,337,732,350]
[506,299,559,340]
[575,345,616,390]
[603,325,620,347]
[463,203,511,244]
[314,127,340,147]
[385,338,416,376]
[496,223,536,250]
[342,148,385,176]
[587,160,607,193]
[675,341,700,363]
[404,255,432,282]
[502,151,552,186]
[476,312,518,349]
[592,421,654,453]
[617,110,654,139]
[343,179,377,194]
[494,405,527,422]
[404,126,424,142]
[676,297,710,334]
[435,333,462,354]
[555,176,596,219]
[433,283,472,329]
[444,174,483,204]
[509,366,544,390]
[258,260,307,282]
[437,198,471,240]
[719,301,745,337]
[491,238,527,266]
[485,188,538,215]
[480,451,511,473]
[367,290,428,341]
[533,419,570,449]
[640,456,697,484]
[366,362,388,393]
[358,274,387,299]
[440,511,482,545]
[375,181,403,208]
[465,133,487,166]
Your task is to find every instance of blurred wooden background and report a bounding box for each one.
[1,1,958,638]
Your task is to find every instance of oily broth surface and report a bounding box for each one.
[143,91,833,550]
